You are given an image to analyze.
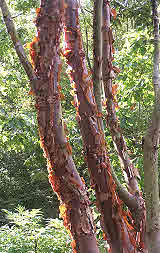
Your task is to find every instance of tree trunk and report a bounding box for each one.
[28,1,100,252]
[93,0,103,114]
[102,2,146,248]
[102,0,141,195]
[63,0,145,252]
[143,0,160,252]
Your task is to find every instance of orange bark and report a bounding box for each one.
[29,1,99,252]
[63,0,145,252]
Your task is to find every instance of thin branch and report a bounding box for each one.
[12,12,23,19]
[80,5,92,71]
[83,8,93,14]
[0,0,38,94]
[92,0,103,114]
[111,167,139,209]
[102,0,141,194]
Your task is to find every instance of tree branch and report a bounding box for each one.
[83,8,93,14]
[143,1,160,247]
[79,5,92,71]
[93,0,103,114]
[0,0,38,94]
[102,0,141,194]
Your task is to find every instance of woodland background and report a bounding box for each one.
[0,0,155,252]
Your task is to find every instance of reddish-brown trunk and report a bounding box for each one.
[102,0,140,194]
[28,1,99,252]
[102,1,146,243]
[63,0,145,252]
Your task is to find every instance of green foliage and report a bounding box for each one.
[0,206,109,253]
[0,147,59,218]
[14,0,39,13]
[112,0,152,30]
[0,207,72,253]
[114,29,154,184]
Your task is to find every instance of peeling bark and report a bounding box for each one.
[2,0,159,251]
[63,0,144,252]
[144,0,160,252]
[29,2,99,252]
[102,1,146,240]
[102,0,140,193]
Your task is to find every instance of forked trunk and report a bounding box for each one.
[63,0,145,252]
[102,1,146,249]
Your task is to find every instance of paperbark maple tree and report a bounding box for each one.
[0,0,160,252]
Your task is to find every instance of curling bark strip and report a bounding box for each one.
[63,0,144,252]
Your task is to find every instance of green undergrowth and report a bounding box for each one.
[0,206,108,253]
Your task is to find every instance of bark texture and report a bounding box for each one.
[102,1,146,241]
[29,2,99,252]
[102,0,140,194]
[144,0,160,252]
[93,0,103,114]
[2,0,159,252]
[63,0,145,252]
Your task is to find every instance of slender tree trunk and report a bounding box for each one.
[144,0,160,252]
[93,0,104,132]
[0,0,38,94]
[102,4,147,249]
[102,0,141,195]
[93,0,103,114]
